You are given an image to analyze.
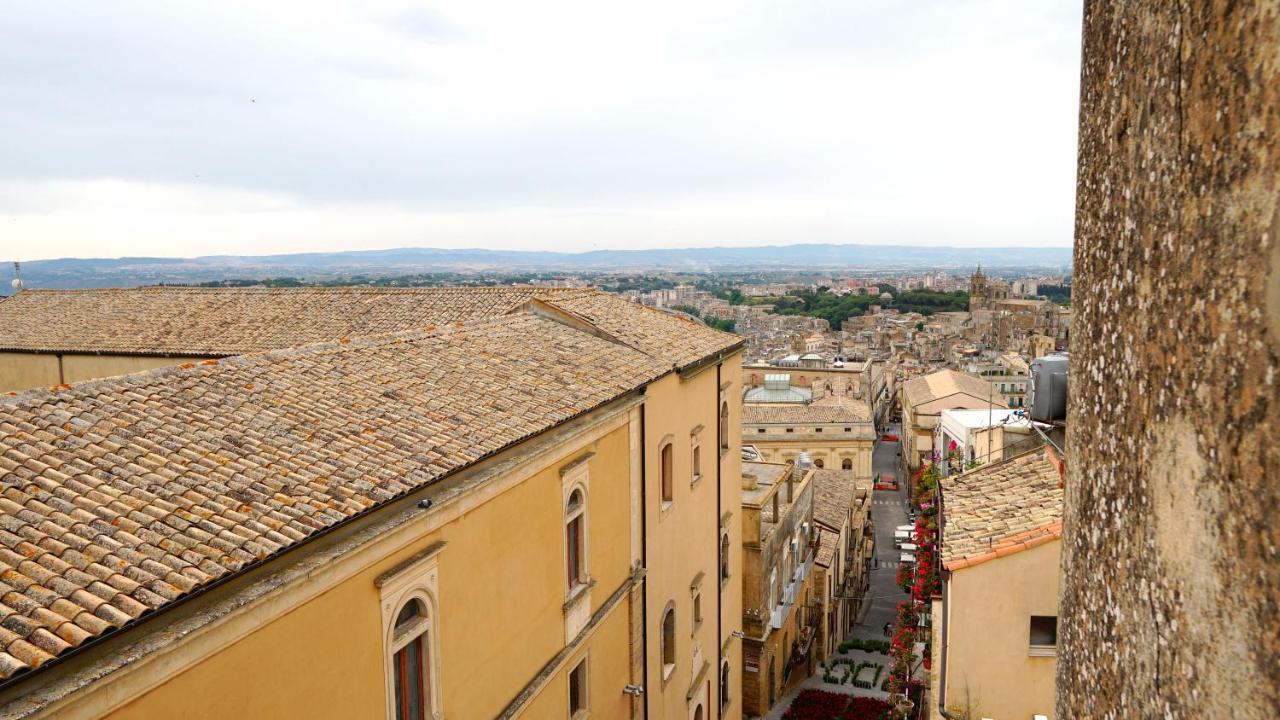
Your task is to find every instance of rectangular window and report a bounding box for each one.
[757,428,766,433]
[568,658,588,716]
[661,443,674,503]
[785,428,794,433]
[1029,615,1058,655]
[691,436,701,484]
[566,515,583,590]
[394,634,427,720]
[815,427,823,433]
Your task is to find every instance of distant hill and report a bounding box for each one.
[4,244,1072,290]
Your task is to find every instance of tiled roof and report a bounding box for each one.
[0,287,540,355]
[538,290,740,369]
[809,469,868,531]
[902,369,1001,409]
[815,527,839,567]
[0,287,739,369]
[941,448,1064,571]
[742,400,871,425]
[0,312,673,680]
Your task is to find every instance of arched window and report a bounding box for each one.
[660,443,674,503]
[719,402,730,450]
[813,458,824,468]
[719,660,731,712]
[841,458,853,470]
[566,489,587,591]
[661,604,676,678]
[390,598,432,720]
[719,534,730,584]
[693,705,704,720]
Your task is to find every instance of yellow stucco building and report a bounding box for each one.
[931,447,1064,720]
[900,370,1005,472]
[0,287,744,720]
[741,400,875,481]
[738,460,819,716]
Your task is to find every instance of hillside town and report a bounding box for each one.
[0,268,1071,720]
[1,1,1278,720]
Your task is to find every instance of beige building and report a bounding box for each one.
[743,361,893,430]
[742,401,875,479]
[900,370,1004,472]
[931,447,1064,720]
[809,470,873,661]
[0,287,745,720]
[739,461,818,716]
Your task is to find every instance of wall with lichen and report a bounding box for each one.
[1060,1,1280,717]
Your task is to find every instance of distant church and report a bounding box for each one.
[968,265,1010,312]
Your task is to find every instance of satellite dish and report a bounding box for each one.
[10,278,21,290]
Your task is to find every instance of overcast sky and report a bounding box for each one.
[2,0,1083,261]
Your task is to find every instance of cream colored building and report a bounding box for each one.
[900,370,1005,472]
[931,447,1064,720]
[742,401,875,480]
[809,470,872,661]
[739,461,818,716]
[0,287,744,720]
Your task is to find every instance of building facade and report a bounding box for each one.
[931,448,1064,720]
[809,470,873,661]
[0,287,745,720]
[742,402,875,480]
[739,461,818,717]
[900,370,1005,472]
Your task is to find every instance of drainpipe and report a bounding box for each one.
[639,393,650,719]
[715,363,723,718]
[936,572,959,719]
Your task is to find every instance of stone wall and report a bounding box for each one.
[1061,1,1280,717]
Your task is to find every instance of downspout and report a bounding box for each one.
[715,363,723,718]
[935,471,959,720]
[639,393,650,719]
[937,571,959,719]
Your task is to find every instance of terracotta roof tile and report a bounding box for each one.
[742,400,871,425]
[0,311,680,680]
[0,287,737,371]
[940,447,1064,570]
[902,369,1003,409]
[808,469,869,531]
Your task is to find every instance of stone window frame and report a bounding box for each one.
[378,546,444,720]
[661,601,678,683]
[562,456,596,640]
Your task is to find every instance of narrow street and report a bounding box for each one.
[764,425,911,718]
[857,422,911,639]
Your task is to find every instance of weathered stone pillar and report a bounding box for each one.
[1061,1,1280,717]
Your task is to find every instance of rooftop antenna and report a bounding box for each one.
[10,262,21,291]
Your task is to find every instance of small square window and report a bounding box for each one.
[815,427,823,433]
[757,428,766,433]
[1029,615,1058,651]
[785,428,794,433]
[844,427,852,432]
[569,658,588,717]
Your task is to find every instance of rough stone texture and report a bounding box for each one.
[1061,2,1280,718]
